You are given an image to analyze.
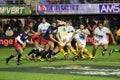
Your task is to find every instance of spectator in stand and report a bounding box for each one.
[0,25,3,36]
[39,0,48,4]
[110,17,119,36]
[87,18,97,36]
[49,0,57,4]
[3,20,9,35]
[9,19,15,30]
[70,0,80,4]
[109,27,120,55]
[15,18,23,34]
[25,16,31,27]
[34,18,41,32]
[5,27,14,37]
[0,0,6,4]
[84,0,89,3]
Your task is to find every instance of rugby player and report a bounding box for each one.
[26,18,50,59]
[37,20,58,61]
[6,27,31,65]
[92,21,116,59]
[56,19,78,60]
[69,23,93,60]
[109,28,120,55]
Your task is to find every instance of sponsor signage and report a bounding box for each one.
[0,37,33,47]
[37,4,99,14]
[0,36,109,47]
[38,4,120,14]
[99,4,120,14]
[0,5,31,15]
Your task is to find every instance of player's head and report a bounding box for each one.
[79,23,85,30]
[42,17,46,23]
[24,26,30,34]
[51,20,57,28]
[66,20,72,26]
[28,20,34,28]
[57,19,66,26]
[97,21,104,29]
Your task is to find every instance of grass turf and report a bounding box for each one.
[0,45,120,80]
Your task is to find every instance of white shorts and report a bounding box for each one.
[68,33,73,38]
[76,39,86,48]
[94,39,108,45]
[61,36,71,45]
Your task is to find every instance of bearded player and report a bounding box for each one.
[92,21,116,59]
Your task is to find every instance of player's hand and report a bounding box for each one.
[58,41,65,47]
[113,40,116,45]
[94,39,99,43]
[22,42,26,49]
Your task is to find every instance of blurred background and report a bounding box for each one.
[0,0,120,47]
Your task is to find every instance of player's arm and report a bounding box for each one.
[17,35,23,45]
[31,29,36,34]
[116,30,119,40]
[68,31,76,43]
[37,24,42,35]
[49,34,58,43]
[82,29,90,35]
[93,34,99,43]
[109,31,116,44]
[56,30,62,42]
[28,29,37,36]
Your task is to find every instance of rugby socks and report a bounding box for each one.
[7,55,14,60]
[17,53,22,64]
[83,48,93,58]
[41,50,48,58]
[6,55,14,64]
[47,50,52,58]
[80,49,85,58]
[114,49,120,52]
[102,49,107,56]
[27,49,36,56]
[71,48,78,56]
[60,49,67,56]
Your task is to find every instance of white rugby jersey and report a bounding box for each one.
[94,27,110,40]
[67,25,75,32]
[74,29,88,41]
[58,26,68,39]
[38,22,50,33]
[67,25,75,37]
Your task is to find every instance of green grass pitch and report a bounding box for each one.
[0,45,120,80]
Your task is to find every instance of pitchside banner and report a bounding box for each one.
[0,5,31,15]
[99,4,120,14]
[0,36,110,47]
[38,4,120,14]
[37,4,99,14]
[0,37,33,47]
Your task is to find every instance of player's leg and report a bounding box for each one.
[75,40,85,58]
[47,41,54,59]
[92,44,99,58]
[67,43,78,60]
[83,48,93,58]
[27,35,41,57]
[6,49,18,64]
[109,38,120,56]
[60,47,68,60]
[109,46,120,56]
[102,44,108,56]
[16,47,24,65]
[14,43,26,60]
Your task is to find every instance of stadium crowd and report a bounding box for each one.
[0,16,120,37]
